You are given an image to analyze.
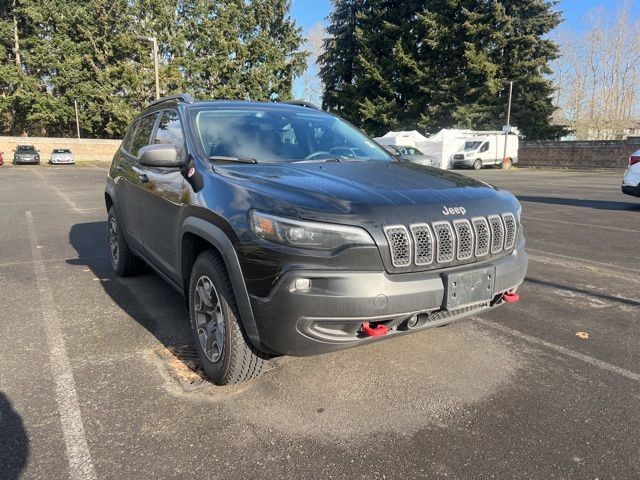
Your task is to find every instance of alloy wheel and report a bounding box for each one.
[108,216,119,267]
[194,275,225,363]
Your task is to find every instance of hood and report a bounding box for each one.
[214,161,519,226]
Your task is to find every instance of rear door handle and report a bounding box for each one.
[138,173,149,183]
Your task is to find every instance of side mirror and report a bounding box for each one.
[138,144,184,168]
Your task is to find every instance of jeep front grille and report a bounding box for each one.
[384,226,411,267]
[502,213,517,250]
[453,219,474,260]
[488,215,505,254]
[472,217,490,257]
[410,224,434,266]
[384,213,517,270]
[432,222,455,263]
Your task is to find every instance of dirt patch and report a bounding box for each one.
[154,345,208,392]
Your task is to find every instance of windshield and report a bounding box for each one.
[463,141,482,151]
[192,107,392,163]
[17,146,36,152]
[53,149,71,154]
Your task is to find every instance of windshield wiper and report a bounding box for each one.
[290,157,343,164]
[208,155,258,164]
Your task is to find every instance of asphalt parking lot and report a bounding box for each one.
[1,164,639,479]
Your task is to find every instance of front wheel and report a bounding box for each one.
[473,159,482,170]
[189,251,269,385]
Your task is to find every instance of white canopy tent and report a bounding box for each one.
[418,129,477,169]
[373,130,431,148]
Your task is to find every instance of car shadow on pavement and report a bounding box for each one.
[517,195,640,211]
[0,392,29,480]
[67,221,192,349]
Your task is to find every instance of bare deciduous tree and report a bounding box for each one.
[552,2,640,140]
[300,22,325,106]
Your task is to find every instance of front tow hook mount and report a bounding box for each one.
[361,322,389,337]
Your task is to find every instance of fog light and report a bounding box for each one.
[293,278,311,290]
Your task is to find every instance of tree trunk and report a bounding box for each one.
[12,0,21,66]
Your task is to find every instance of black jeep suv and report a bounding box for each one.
[105,94,527,385]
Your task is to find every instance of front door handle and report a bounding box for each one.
[138,173,149,183]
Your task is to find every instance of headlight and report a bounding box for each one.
[250,210,374,250]
[466,153,474,157]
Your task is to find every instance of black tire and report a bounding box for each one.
[189,251,269,385]
[473,159,482,170]
[107,206,144,277]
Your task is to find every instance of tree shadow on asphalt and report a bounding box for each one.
[0,392,29,480]
[67,221,192,349]
[526,277,640,308]
[518,195,640,211]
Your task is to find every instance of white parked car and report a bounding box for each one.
[622,150,640,197]
[49,148,75,165]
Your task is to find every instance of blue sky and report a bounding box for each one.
[291,0,636,32]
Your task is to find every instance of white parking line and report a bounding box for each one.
[474,318,640,383]
[26,211,97,480]
[32,170,89,214]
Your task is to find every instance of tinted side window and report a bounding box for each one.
[122,120,139,154]
[130,113,159,157]
[154,110,185,157]
[480,142,489,153]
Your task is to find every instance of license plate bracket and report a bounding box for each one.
[444,266,496,310]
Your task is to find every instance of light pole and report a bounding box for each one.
[137,35,160,100]
[74,100,81,139]
[502,80,513,167]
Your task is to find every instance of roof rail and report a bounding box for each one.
[283,100,321,110]
[148,94,195,108]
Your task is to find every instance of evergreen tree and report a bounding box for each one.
[321,0,564,139]
[319,0,363,121]
[0,0,306,138]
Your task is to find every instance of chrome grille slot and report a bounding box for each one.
[384,226,411,267]
[488,215,505,254]
[472,217,491,257]
[453,219,474,260]
[432,222,455,263]
[410,223,434,266]
[383,211,516,270]
[502,213,517,250]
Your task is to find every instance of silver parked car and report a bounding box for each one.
[49,148,75,165]
[384,145,435,167]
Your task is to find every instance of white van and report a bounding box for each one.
[451,133,519,170]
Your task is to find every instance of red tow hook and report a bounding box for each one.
[361,322,389,337]
[503,291,520,303]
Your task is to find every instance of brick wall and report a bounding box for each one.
[519,138,640,169]
[0,136,121,162]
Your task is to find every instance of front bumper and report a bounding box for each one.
[51,158,75,164]
[250,241,528,356]
[451,158,475,168]
[14,158,39,164]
